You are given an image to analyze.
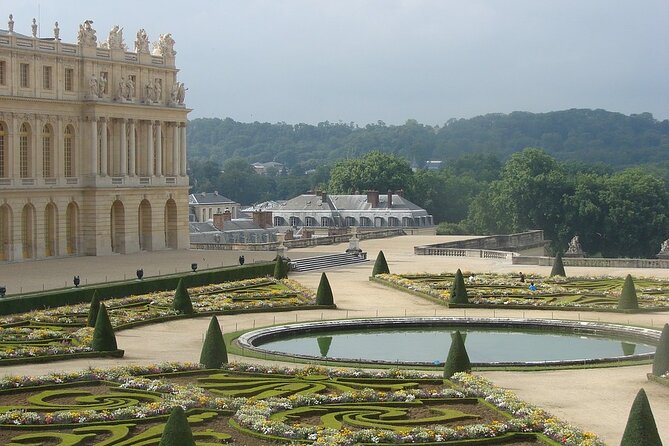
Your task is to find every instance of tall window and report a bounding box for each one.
[64,68,74,91]
[0,122,6,177]
[19,123,31,178]
[0,61,6,86]
[20,63,30,88]
[42,66,53,90]
[64,125,74,177]
[42,125,52,178]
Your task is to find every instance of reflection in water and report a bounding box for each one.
[317,336,333,357]
[621,341,636,356]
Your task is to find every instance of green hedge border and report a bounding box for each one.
[646,372,669,388]
[0,262,275,316]
[0,349,124,366]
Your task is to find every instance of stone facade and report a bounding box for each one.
[0,18,189,261]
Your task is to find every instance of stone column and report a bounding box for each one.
[99,118,108,176]
[172,123,179,176]
[146,121,154,176]
[128,120,136,176]
[154,121,162,176]
[119,118,127,176]
[179,123,187,176]
[89,117,97,176]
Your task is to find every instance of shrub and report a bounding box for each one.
[550,252,566,277]
[91,303,118,352]
[372,250,390,276]
[618,274,639,310]
[620,388,663,446]
[199,315,228,368]
[652,323,669,377]
[450,269,469,304]
[87,291,101,327]
[159,406,196,446]
[316,272,334,306]
[443,330,471,378]
[273,256,288,279]
[173,279,193,314]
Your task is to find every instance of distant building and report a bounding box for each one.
[424,160,443,170]
[189,208,278,244]
[189,192,240,222]
[253,191,433,228]
[252,161,283,175]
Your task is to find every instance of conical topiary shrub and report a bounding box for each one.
[550,252,566,277]
[317,336,333,357]
[372,250,390,276]
[316,272,334,306]
[450,269,469,304]
[199,315,228,368]
[91,303,118,352]
[652,323,669,377]
[273,256,288,279]
[173,279,194,314]
[443,330,471,378]
[618,274,639,310]
[87,290,101,327]
[159,406,196,446]
[620,388,663,446]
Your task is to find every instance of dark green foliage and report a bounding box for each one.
[621,342,636,357]
[173,279,194,314]
[159,406,196,446]
[317,336,333,357]
[199,316,228,368]
[91,303,118,352]
[273,256,288,279]
[618,275,639,310]
[443,331,471,378]
[450,269,469,304]
[87,291,100,327]
[372,250,390,276]
[550,252,566,277]
[620,389,663,446]
[652,323,669,377]
[0,262,275,316]
[316,273,334,306]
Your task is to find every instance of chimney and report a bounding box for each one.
[366,190,379,208]
[320,190,327,202]
[387,189,393,208]
[253,210,273,229]
[212,210,231,230]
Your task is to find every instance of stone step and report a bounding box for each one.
[289,252,368,272]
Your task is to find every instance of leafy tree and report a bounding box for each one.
[173,279,194,314]
[450,269,468,304]
[618,275,639,310]
[273,257,288,279]
[200,316,228,368]
[443,331,471,378]
[87,291,101,328]
[316,272,335,306]
[619,389,663,446]
[328,151,414,194]
[651,324,669,377]
[159,406,196,446]
[372,251,390,276]
[91,303,117,352]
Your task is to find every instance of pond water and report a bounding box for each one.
[256,327,656,364]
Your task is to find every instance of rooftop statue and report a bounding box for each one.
[103,25,126,50]
[77,20,97,47]
[153,33,176,57]
[135,29,150,54]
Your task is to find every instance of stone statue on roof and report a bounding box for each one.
[135,29,149,53]
[7,14,14,33]
[77,20,97,47]
[153,33,176,57]
[104,25,126,50]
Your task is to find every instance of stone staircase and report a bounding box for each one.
[288,252,368,272]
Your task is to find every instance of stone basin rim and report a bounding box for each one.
[234,317,661,368]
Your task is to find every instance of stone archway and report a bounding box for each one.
[138,199,153,250]
[21,203,36,259]
[164,199,178,249]
[66,202,79,255]
[44,202,58,257]
[110,200,126,254]
[0,204,12,261]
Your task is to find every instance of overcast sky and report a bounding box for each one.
[4,0,669,125]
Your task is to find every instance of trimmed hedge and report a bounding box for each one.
[0,262,275,316]
[450,269,469,304]
[200,315,228,368]
[316,272,335,306]
[159,406,196,446]
[652,323,669,377]
[91,303,118,352]
[172,279,194,315]
[372,250,390,276]
[86,291,100,327]
[550,253,566,277]
[620,388,663,446]
[443,330,471,378]
[618,274,639,310]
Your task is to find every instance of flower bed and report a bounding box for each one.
[374,273,669,312]
[0,362,603,445]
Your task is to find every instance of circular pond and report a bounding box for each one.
[236,317,660,367]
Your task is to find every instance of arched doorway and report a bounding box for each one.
[164,199,178,249]
[66,202,79,255]
[0,204,12,261]
[138,199,152,250]
[44,202,58,257]
[110,200,125,254]
[21,204,36,259]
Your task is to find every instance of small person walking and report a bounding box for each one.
[528,281,537,291]
[519,272,525,283]
[238,255,245,266]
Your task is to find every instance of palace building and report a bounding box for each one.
[0,16,189,261]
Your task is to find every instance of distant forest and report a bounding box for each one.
[187,109,669,171]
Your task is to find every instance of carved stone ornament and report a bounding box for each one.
[77,20,97,47]
[134,29,150,54]
[102,25,126,50]
[564,235,586,258]
[152,33,176,57]
[657,239,669,259]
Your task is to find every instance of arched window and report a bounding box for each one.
[42,124,53,178]
[19,123,31,178]
[0,121,6,178]
[64,125,75,177]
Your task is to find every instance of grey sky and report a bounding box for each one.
[5,0,669,125]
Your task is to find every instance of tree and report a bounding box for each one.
[550,253,566,277]
[651,323,669,377]
[273,257,288,279]
[87,291,101,328]
[316,272,334,306]
[173,279,194,314]
[372,250,390,276]
[619,389,663,446]
[200,316,228,368]
[618,275,639,310]
[159,406,196,446]
[91,303,118,352]
[443,331,471,378]
[328,151,414,194]
[450,269,468,304]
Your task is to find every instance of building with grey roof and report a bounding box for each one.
[189,191,240,222]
